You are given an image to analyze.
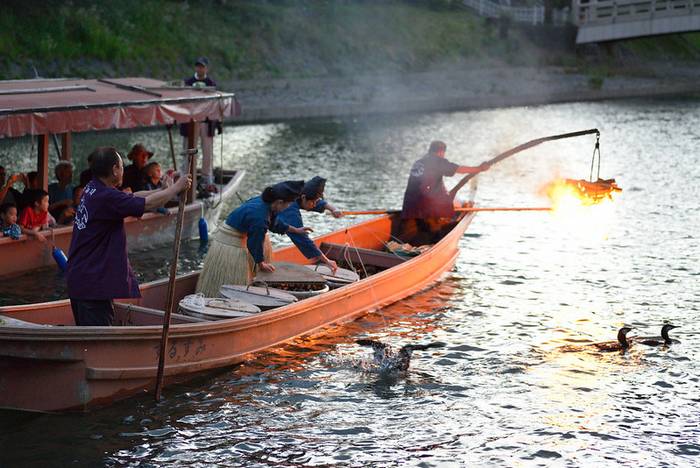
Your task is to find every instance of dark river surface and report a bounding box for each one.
[1,98,699,466]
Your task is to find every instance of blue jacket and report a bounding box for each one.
[276,200,327,259]
[225,196,289,263]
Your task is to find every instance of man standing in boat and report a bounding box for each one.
[401,141,490,236]
[66,147,191,326]
[180,56,220,193]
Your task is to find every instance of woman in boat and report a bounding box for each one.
[276,176,341,273]
[195,180,310,296]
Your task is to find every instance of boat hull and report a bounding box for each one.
[0,212,475,412]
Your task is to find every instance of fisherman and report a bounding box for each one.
[195,180,312,297]
[66,147,191,326]
[401,140,490,237]
[180,56,221,193]
[276,176,341,273]
[121,144,154,192]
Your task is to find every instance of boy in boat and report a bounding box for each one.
[66,147,191,326]
[401,140,490,239]
[275,176,341,273]
[48,160,74,220]
[0,202,21,240]
[180,56,221,194]
[142,161,164,191]
[196,180,312,296]
[18,190,52,243]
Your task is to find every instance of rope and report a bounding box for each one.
[589,133,602,182]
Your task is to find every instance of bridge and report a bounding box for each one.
[575,0,700,43]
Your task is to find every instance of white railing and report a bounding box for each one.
[463,0,571,25]
[575,0,700,25]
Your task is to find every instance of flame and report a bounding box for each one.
[542,178,619,240]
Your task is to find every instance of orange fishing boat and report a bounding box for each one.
[0,211,475,413]
[0,77,244,276]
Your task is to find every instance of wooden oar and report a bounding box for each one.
[342,206,551,216]
[155,154,194,402]
[448,128,600,199]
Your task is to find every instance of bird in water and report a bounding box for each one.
[356,339,445,372]
[589,327,634,352]
[559,327,633,353]
[632,324,680,346]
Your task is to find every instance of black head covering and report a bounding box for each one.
[302,176,326,199]
[270,180,304,202]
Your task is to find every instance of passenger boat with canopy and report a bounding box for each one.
[0,210,475,412]
[0,77,245,277]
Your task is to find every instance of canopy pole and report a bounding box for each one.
[166,125,178,172]
[155,153,194,402]
[186,120,197,204]
[61,133,72,161]
[37,134,49,191]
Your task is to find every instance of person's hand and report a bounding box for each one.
[174,174,192,193]
[288,226,313,235]
[33,231,47,243]
[63,207,76,218]
[258,261,275,272]
[325,259,338,274]
[9,173,23,185]
[331,209,343,218]
[122,187,133,194]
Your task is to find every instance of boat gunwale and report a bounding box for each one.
[0,212,474,340]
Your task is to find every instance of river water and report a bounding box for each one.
[1,98,699,466]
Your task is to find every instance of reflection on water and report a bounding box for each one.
[1,98,699,466]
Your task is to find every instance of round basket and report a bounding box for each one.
[267,282,330,300]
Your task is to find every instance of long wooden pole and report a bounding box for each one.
[166,124,178,172]
[155,154,194,401]
[341,206,552,216]
[448,128,600,199]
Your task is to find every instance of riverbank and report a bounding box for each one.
[224,65,700,124]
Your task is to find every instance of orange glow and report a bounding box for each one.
[542,178,621,239]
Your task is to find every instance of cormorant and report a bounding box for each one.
[589,327,634,352]
[633,324,680,346]
[356,339,444,372]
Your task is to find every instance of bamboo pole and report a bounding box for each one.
[341,206,552,216]
[166,124,178,172]
[449,128,600,199]
[155,153,194,402]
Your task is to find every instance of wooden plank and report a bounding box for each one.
[320,242,407,269]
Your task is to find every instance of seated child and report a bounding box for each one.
[142,161,164,190]
[0,203,21,240]
[58,185,84,225]
[19,190,51,242]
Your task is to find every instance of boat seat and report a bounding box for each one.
[320,242,407,269]
[113,302,208,326]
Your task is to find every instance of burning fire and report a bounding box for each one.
[543,178,622,239]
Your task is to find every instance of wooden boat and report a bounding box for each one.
[0,77,244,276]
[0,211,475,412]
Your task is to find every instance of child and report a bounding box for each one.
[142,161,163,190]
[0,203,21,240]
[19,190,50,242]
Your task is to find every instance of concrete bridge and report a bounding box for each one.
[575,0,700,43]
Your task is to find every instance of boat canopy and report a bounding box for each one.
[0,77,240,138]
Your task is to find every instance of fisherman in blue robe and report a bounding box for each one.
[196,180,311,296]
[276,176,342,273]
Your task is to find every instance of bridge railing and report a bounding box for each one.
[575,0,700,25]
[463,0,571,25]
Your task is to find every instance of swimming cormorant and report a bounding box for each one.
[356,339,444,372]
[632,324,679,346]
[589,327,634,352]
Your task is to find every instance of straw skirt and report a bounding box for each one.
[195,224,272,297]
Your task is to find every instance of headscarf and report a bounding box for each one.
[302,176,326,200]
[269,180,304,202]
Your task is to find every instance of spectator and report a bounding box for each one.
[19,171,41,212]
[48,160,74,218]
[58,185,84,225]
[122,144,153,192]
[19,189,50,242]
[0,202,21,240]
[142,161,164,190]
[0,166,26,205]
[79,153,94,187]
